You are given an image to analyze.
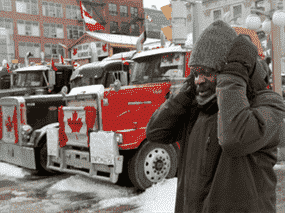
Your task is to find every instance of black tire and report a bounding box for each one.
[128,140,178,191]
[38,142,57,175]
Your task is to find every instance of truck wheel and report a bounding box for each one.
[38,142,57,174]
[128,140,178,191]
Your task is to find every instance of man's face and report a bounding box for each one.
[191,66,217,106]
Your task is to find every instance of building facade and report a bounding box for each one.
[0,0,144,66]
[187,0,284,58]
[144,6,171,39]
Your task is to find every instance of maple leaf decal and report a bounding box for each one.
[73,48,78,56]
[68,111,83,133]
[5,116,13,132]
[102,43,107,52]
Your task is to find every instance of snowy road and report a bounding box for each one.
[0,162,177,213]
[1,161,284,213]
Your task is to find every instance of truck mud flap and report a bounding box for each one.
[47,130,123,183]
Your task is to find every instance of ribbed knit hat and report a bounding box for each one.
[189,20,238,71]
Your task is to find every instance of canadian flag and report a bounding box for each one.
[6,63,10,73]
[72,61,80,69]
[122,57,129,65]
[61,55,64,64]
[52,60,58,71]
[80,1,105,31]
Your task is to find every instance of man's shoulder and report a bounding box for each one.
[254,90,285,110]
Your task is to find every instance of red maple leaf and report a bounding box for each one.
[102,43,107,52]
[5,116,13,132]
[52,60,58,71]
[6,63,10,73]
[73,48,78,56]
[122,58,129,65]
[68,111,83,133]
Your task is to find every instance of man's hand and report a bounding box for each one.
[221,35,259,84]
[179,71,196,100]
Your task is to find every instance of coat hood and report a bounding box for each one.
[189,20,238,71]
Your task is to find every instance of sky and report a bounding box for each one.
[143,0,171,10]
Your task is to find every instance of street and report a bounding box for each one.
[0,162,141,213]
[0,161,284,212]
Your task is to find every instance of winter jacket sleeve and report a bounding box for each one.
[146,88,197,144]
[217,63,285,157]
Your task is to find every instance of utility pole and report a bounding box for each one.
[171,0,188,47]
[185,0,203,45]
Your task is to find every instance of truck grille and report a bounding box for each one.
[0,97,26,144]
[58,99,98,148]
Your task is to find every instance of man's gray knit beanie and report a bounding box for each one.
[189,20,238,71]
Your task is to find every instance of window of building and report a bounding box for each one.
[131,7,138,17]
[17,20,40,36]
[233,5,242,21]
[109,3,117,16]
[110,21,118,33]
[120,5,128,17]
[18,42,40,58]
[120,22,129,34]
[67,25,84,39]
[66,5,82,20]
[0,0,12,11]
[131,23,139,35]
[44,43,64,58]
[43,23,64,38]
[0,18,13,34]
[16,0,38,15]
[213,10,221,21]
[42,1,62,18]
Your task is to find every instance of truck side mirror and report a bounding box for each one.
[61,86,68,94]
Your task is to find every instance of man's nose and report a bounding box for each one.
[195,75,206,85]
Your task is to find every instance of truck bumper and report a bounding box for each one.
[0,141,37,170]
[46,128,124,183]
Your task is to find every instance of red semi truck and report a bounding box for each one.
[46,36,192,190]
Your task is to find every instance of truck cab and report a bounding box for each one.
[70,60,133,89]
[13,63,73,95]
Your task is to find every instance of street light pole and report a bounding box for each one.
[271,0,282,96]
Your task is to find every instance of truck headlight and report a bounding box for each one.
[21,125,33,141]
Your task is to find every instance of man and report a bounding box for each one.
[146,20,285,212]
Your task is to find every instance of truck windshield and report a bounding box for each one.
[70,76,93,89]
[131,53,185,84]
[15,72,43,87]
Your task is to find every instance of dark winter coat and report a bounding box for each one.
[146,20,285,213]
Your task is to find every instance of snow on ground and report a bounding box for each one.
[87,178,177,213]
[0,162,31,178]
[47,174,135,199]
